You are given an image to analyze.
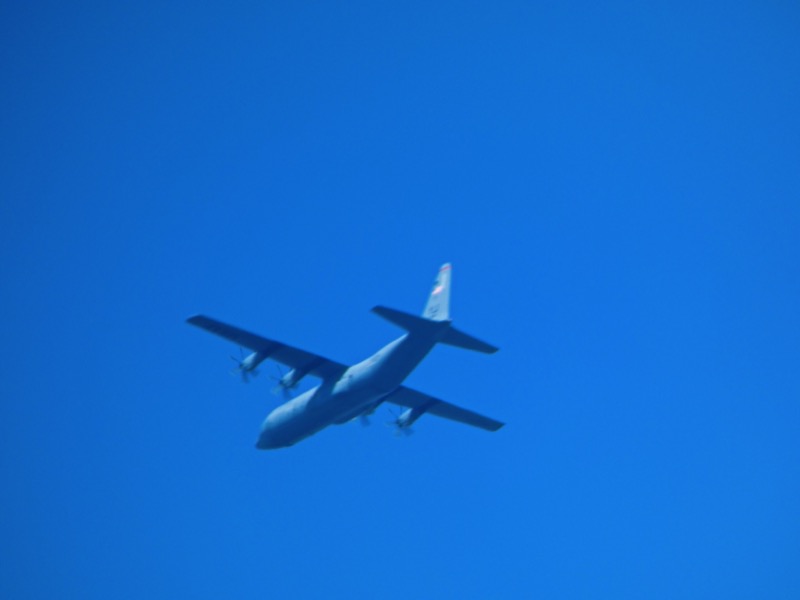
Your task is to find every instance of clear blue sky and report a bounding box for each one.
[2,2,799,598]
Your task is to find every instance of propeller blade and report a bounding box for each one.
[271,385,292,399]
[269,365,294,399]
[385,407,412,436]
[229,349,252,383]
[394,426,413,437]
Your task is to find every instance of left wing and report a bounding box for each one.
[187,314,347,380]
[384,386,504,432]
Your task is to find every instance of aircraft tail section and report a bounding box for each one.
[372,262,498,354]
[371,305,499,354]
[423,263,451,321]
[440,327,498,354]
[372,306,442,335]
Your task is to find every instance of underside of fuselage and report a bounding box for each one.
[256,329,446,449]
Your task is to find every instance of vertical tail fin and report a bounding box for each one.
[372,262,498,354]
[423,263,452,321]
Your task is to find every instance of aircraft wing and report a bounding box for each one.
[384,386,504,432]
[187,315,348,380]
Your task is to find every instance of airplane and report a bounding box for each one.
[187,263,504,449]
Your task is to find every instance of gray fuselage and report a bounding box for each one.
[256,324,448,449]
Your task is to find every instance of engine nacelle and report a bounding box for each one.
[279,368,305,389]
[241,350,269,372]
[396,405,427,429]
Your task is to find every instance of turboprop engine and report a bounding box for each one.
[231,350,269,382]
[273,367,310,397]
[390,404,430,435]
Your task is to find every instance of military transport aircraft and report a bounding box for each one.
[187,264,504,449]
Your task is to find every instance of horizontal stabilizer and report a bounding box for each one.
[372,306,498,353]
[440,327,499,354]
[371,305,445,334]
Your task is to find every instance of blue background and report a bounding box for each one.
[2,2,799,598]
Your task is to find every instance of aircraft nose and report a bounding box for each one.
[255,432,272,450]
[256,414,293,449]
[256,426,281,450]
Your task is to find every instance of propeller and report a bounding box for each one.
[229,347,258,383]
[270,365,294,399]
[359,403,380,427]
[386,407,414,437]
[358,400,387,427]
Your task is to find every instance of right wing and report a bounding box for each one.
[186,314,347,380]
[384,386,504,432]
